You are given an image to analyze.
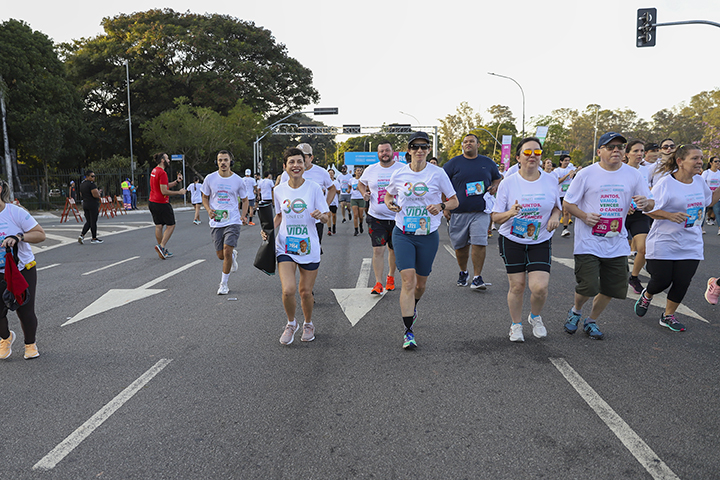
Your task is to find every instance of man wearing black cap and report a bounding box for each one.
[562,132,654,340]
[443,133,502,289]
[642,142,661,188]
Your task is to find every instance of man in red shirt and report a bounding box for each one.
[149,152,186,259]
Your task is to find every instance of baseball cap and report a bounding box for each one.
[245,169,251,175]
[407,131,430,145]
[597,132,627,149]
[297,143,313,155]
[645,142,660,151]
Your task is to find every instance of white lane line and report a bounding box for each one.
[82,256,140,276]
[549,358,680,480]
[32,358,173,471]
[444,244,456,258]
[139,259,205,289]
[37,263,60,271]
[355,258,372,289]
[32,224,155,255]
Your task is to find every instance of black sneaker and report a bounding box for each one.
[457,271,469,287]
[634,289,651,317]
[354,229,359,236]
[628,275,643,294]
[659,313,685,332]
[332,225,336,234]
[359,223,364,233]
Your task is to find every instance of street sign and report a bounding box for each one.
[171,154,183,161]
[314,107,339,115]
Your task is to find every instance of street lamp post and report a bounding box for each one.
[399,111,420,125]
[589,104,601,163]
[487,72,525,137]
[124,60,135,184]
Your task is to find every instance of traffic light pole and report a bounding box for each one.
[638,8,720,47]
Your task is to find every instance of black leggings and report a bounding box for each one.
[0,267,38,344]
[646,259,700,304]
[82,206,99,238]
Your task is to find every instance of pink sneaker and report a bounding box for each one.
[279,322,299,345]
[705,277,720,305]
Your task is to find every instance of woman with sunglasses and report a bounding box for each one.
[649,138,676,189]
[701,156,720,234]
[624,140,653,294]
[634,145,720,331]
[384,132,458,349]
[492,138,561,342]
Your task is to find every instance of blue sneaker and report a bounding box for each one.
[163,247,173,258]
[470,275,487,290]
[403,330,417,350]
[634,289,651,317]
[583,321,604,340]
[564,308,582,334]
[457,271,469,287]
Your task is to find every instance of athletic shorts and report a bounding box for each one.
[351,198,366,208]
[574,254,629,299]
[149,201,175,226]
[392,227,439,276]
[367,215,394,249]
[329,205,338,213]
[625,210,652,237]
[211,224,241,251]
[339,194,351,203]
[248,199,255,207]
[277,254,320,271]
[448,211,490,249]
[498,235,552,274]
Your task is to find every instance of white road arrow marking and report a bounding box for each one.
[62,259,205,326]
[332,258,385,326]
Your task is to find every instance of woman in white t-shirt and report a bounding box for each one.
[634,145,720,332]
[187,176,203,225]
[384,132,458,350]
[0,180,46,360]
[327,169,340,236]
[492,138,561,343]
[702,156,720,233]
[261,148,329,346]
[350,166,366,236]
[624,140,653,294]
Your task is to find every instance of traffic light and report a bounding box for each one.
[637,8,657,47]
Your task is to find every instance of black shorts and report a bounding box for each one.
[329,205,338,213]
[498,235,552,274]
[149,202,176,226]
[367,215,395,249]
[625,210,652,237]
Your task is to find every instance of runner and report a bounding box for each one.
[337,165,353,224]
[243,169,257,225]
[262,147,329,345]
[624,140,653,294]
[634,145,720,331]
[359,140,404,295]
[0,179,46,360]
[201,151,249,295]
[555,154,581,237]
[701,156,720,234]
[649,138,676,188]
[543,159,554,173]
[78,170,103,244]
[327,169,340,236]
[350,166,365,236]
[187,176,203,225]
[149,152,186,259]
[384,132,458,349]
[258,172,274,203]
[562,132,653,340]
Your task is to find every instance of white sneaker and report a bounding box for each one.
[509,323,524,342]
[230,249,238,273]
[528,314,547,338]
[217,283,229,295]
[561,229,570,237]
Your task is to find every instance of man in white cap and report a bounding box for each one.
[243,168,257,225]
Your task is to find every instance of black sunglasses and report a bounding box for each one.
[409,144,430,151]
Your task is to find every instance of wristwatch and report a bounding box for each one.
[440,203,446,211]
[16,233,24,242]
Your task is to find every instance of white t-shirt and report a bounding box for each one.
[646,174,713,261]
[555,165,577,197]
[493,171,562,245]
[273,180,329,265]
[187,183,202,204]
[701,169,720,191]
[338,173,353,196]
[0,204,38,271]
[243,176,257,197]
[385,163,456,235]
[330,180,340,207]
[258,178,274,201]
[647,162,668,189]
[505,163,542,179]
[350,177,363,200]
[201,172,248,228]
[280,165,333,223]
[564,163,652,258]
[359,161,405,221]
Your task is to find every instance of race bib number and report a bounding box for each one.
[561,183,570,192]
[403,216,430,235]
[466,182,485,196]
[285,225,311,255]
[592,217,622,238]
[0,237,5,269]
[510,218,541,240]
[214,210,228,221]
[685,207,703,228]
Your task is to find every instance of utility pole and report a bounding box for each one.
[0,76,13,200]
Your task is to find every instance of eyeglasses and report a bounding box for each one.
[602,144,626,151]
[521,149,543,157]
[661,144,675,150]
[409,144,430,151]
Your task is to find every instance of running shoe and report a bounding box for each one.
[370,282,384,295]
[78,235,84,244]
[385,275,395,291]
[659,314,685,332]
[280,322,299,345]
[217,283,229,295]
[0,331,15,359]
[634,289,651,317]
[155,244,166,259]
[332,225,336,234]
[342,218,346,223]
[354,229,359,236]
[706,277,720,305]
[457,271,469,287]
[564,308,581,334]
[528,314,547,338]
[91,238,103,244]
[509,323,525,342]
[24,343,39,359]
[327,230,333,236]
[403,330,417,350]
[231,249,238,273]
[583,321,604,340]
[301,323,315,342]
[561,228,570,237]
[249,221,255,226]
[470,275,487,290]
[163,248,173,258]
[628,275,643,294]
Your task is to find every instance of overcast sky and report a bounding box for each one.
[4,0,720,138]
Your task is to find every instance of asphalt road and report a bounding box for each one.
[1,207,718,479]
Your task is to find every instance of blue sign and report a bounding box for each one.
[343,152,407,166]
[171,154,183,161]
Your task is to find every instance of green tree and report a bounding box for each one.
[438,102,483,161]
